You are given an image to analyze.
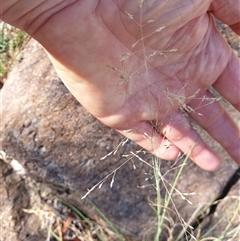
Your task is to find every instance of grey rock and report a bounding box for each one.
[1,38,239,240]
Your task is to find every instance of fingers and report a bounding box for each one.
[212,53,240,111]
[119,87,239,171]
[118,111,221,171]
[159,112,221,171]
[210,0,240,35]
[188,90,240,165]
[117,122,181,161]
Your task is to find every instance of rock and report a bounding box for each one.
[0,154,47,241]
[1,35,239,240]
[200,174,240,240]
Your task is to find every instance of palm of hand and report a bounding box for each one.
[31,0,239,170]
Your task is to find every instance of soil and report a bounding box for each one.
[0,19,239,241]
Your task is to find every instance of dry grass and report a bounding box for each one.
[1,2,239,240]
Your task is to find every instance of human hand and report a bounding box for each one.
[2,0,239,171]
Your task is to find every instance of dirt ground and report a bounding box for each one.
[0,19,239,241]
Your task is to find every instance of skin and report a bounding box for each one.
[1,0,239,171]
